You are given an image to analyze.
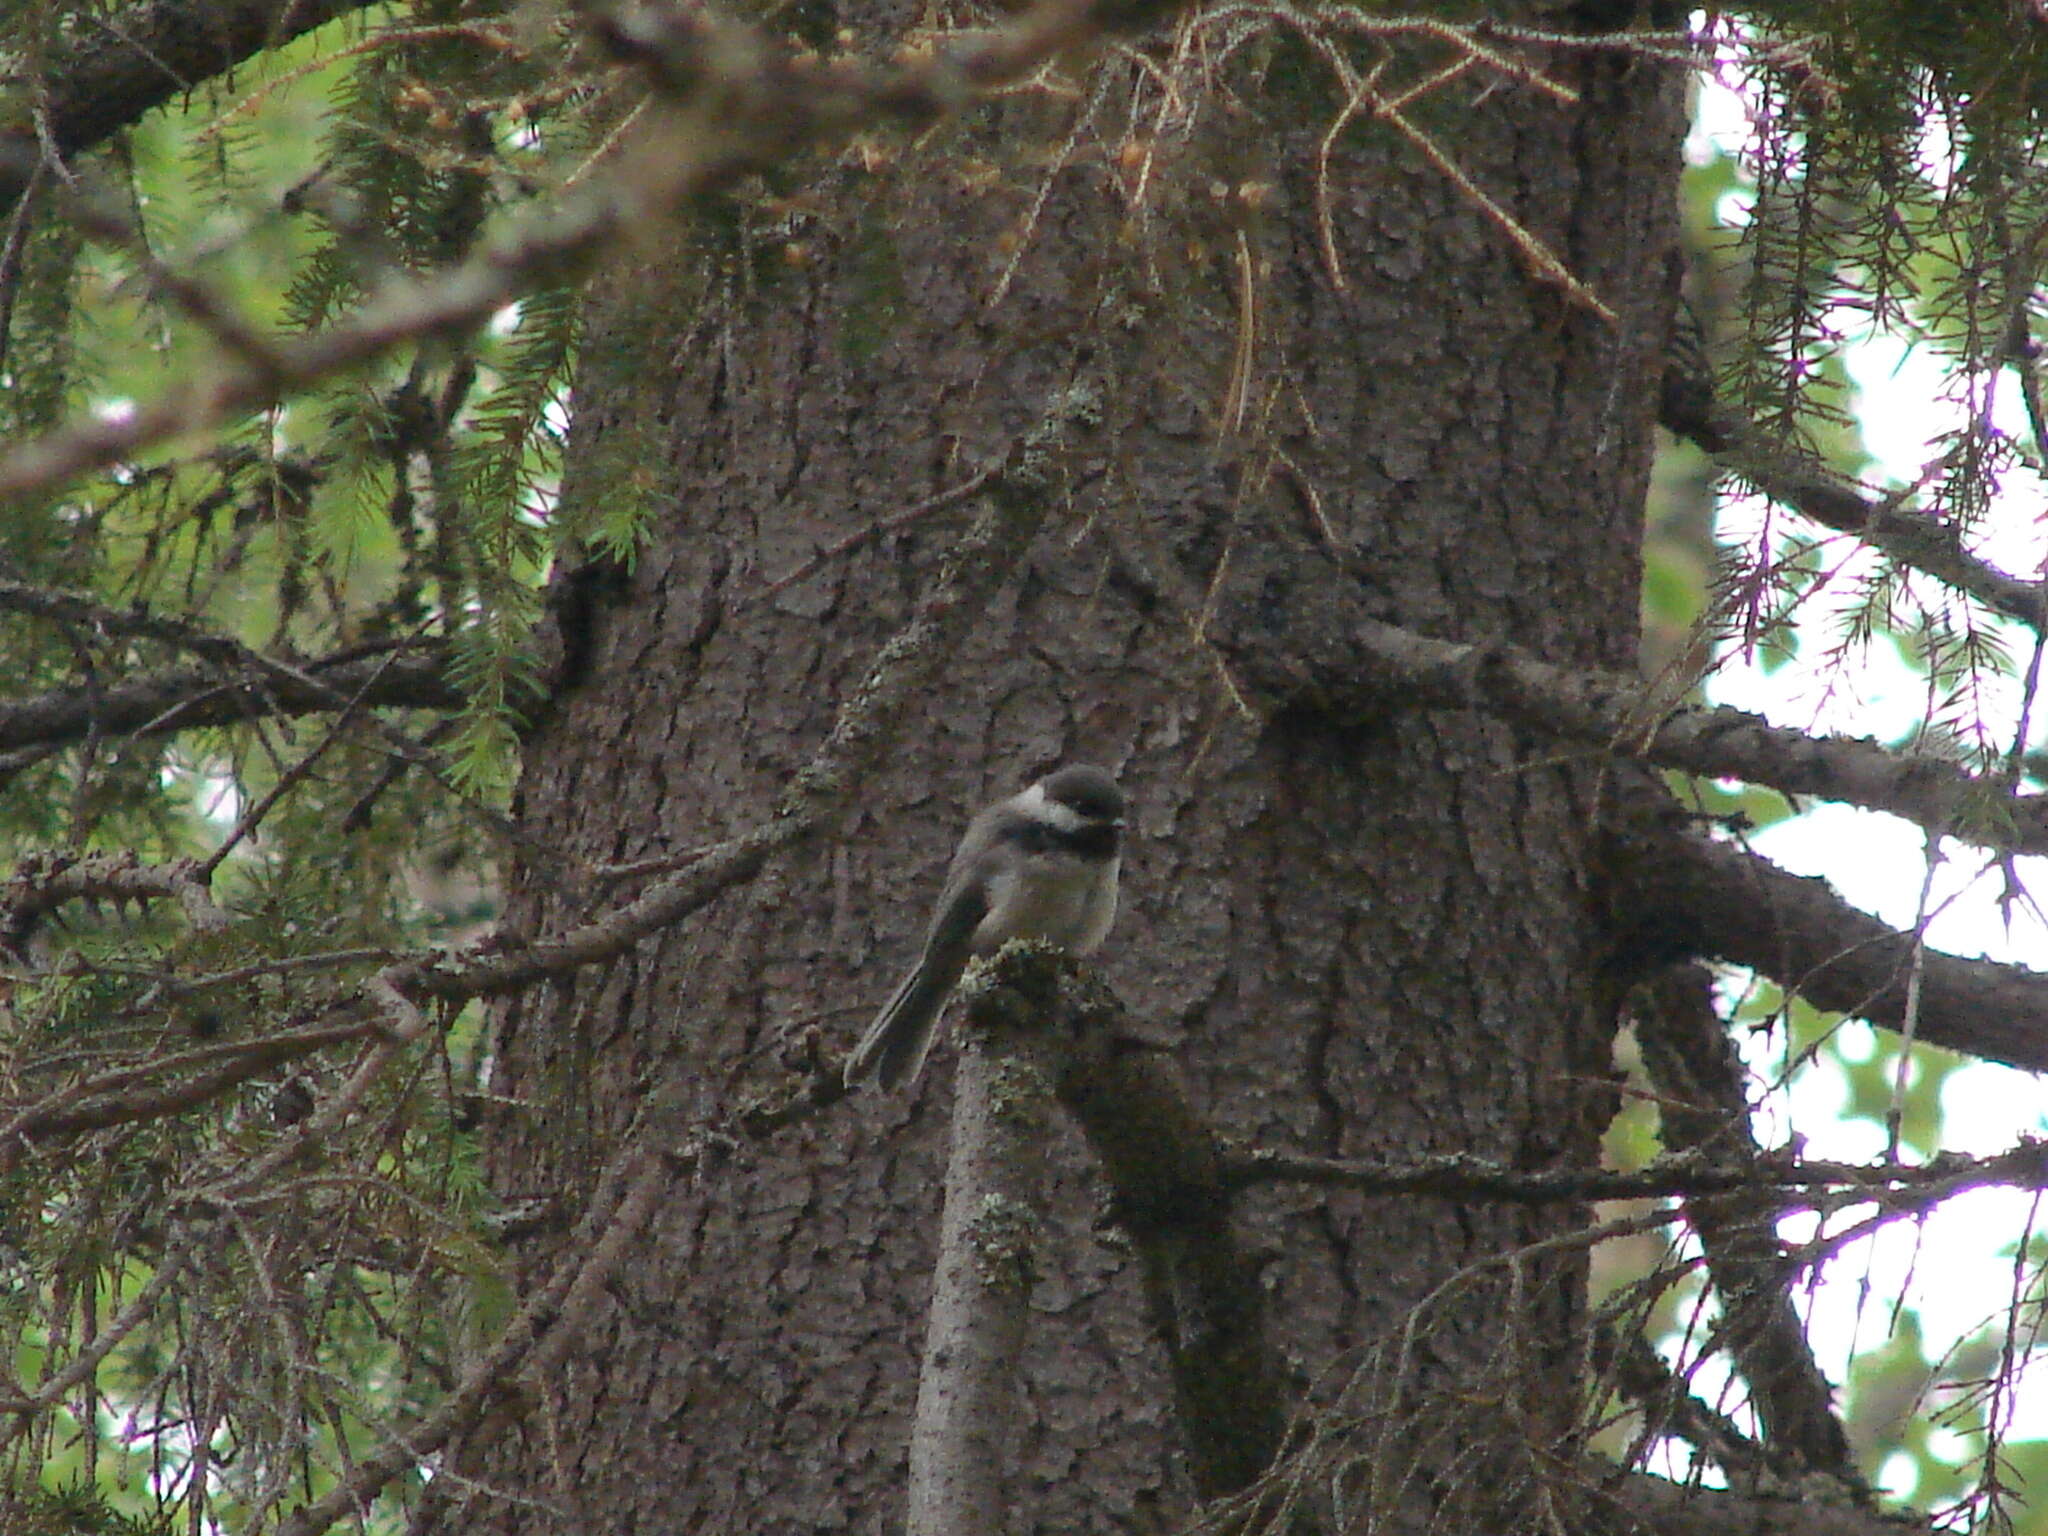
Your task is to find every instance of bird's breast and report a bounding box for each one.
[972,854,1119,956]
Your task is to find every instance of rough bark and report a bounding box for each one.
[447,4,1691,1532]
[906,1035,1051,1535]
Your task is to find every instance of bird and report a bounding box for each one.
[843,764,1125,1090]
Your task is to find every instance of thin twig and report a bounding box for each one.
[272,1134,676,1536]
[750,464,999,602]
[0,1230,193,1430]
[1222,1142,2048,1205]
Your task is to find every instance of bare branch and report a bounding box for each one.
[2,849,228,952]
[907,1036,1052,1534]
[1606,1470,1928,1536]
[966,945,1291,1504]
[1602,786,2048,1075]
[0,1009,381,1174]
[1220,1140,2048,1207]
[1205,563,2048,855]
[1597,1324,1775,1482]
[0,642,461,756]
[0,577,265,664]
[1636,966,1859,1485]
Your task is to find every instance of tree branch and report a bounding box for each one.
[907,1032,1052,1535]
[1199,507,2048,1076]
[0,1230,193,1429]
[1659,319,2048,631]
[1220,1140,2048,1207]
[1,848,228,955]
[1603,1470,1929,1536]
[1635,966,1860,1486]
[272,1130,675,1536]
[965,946,1291,1505]
[969,949,1954,1536]
[1199,520,2048,1073]
[0,642,461,757]
[1602,785,2048,1074]
[1597,1322,1776,1485]
[0,1009,382,1175]
[1205,563,2048,856]
[0,576,272,663]
[0,0,383,224]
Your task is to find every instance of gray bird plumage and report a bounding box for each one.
[844,765,1124,1090]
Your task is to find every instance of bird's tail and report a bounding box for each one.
[843,959,956,1090]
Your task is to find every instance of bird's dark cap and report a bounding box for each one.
[1039,764,1124,823]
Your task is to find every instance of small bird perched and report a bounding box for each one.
[843,764,1125,1090]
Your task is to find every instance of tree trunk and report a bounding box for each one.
[442,3,1687,1529]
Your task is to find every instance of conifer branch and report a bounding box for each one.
[0,1009,384,1174]
[1,849,228,952]
[1658,323,2048,631]
[271,1131,675,1536]
[0,0,1193,503]
[1635,966,1859,1487]
[0,0,383,223]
